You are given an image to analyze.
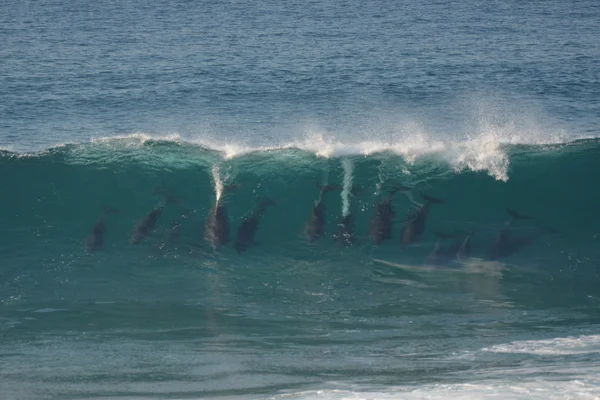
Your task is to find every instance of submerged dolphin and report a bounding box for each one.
[130,196,176,245]
[305,185,335,242]
[401,194,444,248]
[486,209,534,260]
[333,213,355,247]
[154,210,192,253]
[235,198,275,254]
[425,231,457,265]
[369,186,408,245]
[425,230,473,266]
[456,231,473,261]
[486,228,533,260]
[205,200,230,250]
[204,184,238,250]
[86,207,117,251]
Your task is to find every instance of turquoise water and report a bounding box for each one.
[2,0,600,398]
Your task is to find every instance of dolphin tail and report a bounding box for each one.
[456,236,472,260]
[506,208,531,220]
[421,194,444,204]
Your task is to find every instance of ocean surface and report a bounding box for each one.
[1,0,600,398]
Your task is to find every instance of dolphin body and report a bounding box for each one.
[369,186,408,245]
[130,193,177,245]
[305,185,335,242]
[235,198,275,254]
[333,213,355,247]
[153,210,192,253]
[486,208,534,260]
[130,206,166,245]
[205,200,230,250]
[86,208,117,251]
[425,232,457,265]
[456,232,473,261]
[486,228,534,260]
[426,231,472,266]
[204,184,238,250]
[401,194,444,248]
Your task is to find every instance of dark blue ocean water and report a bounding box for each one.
[2,0,600,398]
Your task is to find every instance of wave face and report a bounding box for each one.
[2,136,600,303]
[2,136,600,398]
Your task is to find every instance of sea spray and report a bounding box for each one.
[205,164,230,250]
[0,138,597,267]
[332,158,356,247]
[212,163,232,202]
[341,158,354,217]
[211,164,223,201]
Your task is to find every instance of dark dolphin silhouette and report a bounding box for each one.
[153,209,192,253]
[456,231,473,261]
[486,209,534,260]
[425,234,452,266]
[401,194,444,248]
[86,207,117,251]
[130,196,176,245]
[204,185,237,251]
[333,213,355,247]
[369,186,408,245]
[235,198,275,254]
[426,230,473,266]
[305,185,336,242]
[205,200,230,250]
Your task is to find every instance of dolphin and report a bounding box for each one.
[486,228,533,260]
[425,231,467,266]
[305,185,335,242]
[401,194,444,248]
[456,231,473,261]
[425,232,454,265]
[86,207,117,251]
[153,209,192,253]
[369,186,409,245]
[333,213,355,247]
[204,185,238,250]
[424,228,473,266]
[234,198,275,254]
[506,208,532,220]
[205,200,230,250]
[486,209,533,260]
[130,196,176,245]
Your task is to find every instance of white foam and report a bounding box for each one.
[266,380,600,400]
[341,158,354,217]
[483,334,600,355]
[26,381,600,400]
[211,164,224,202]
[32,308,68,313]
[90,132,183,146]
[18,112,579,181]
